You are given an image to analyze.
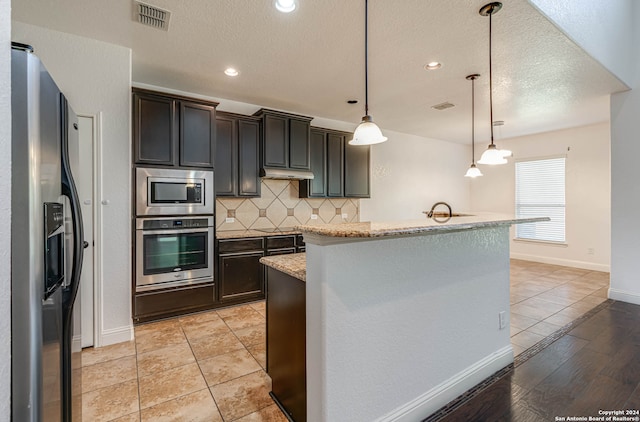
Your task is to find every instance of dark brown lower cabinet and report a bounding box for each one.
[219,252,265,302]
[133,283,215,324]
[266,267,306,422]
[217,238,266,304]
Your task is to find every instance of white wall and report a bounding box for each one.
[305,226,512,421]
[528,0,634,87]
[1,0,12,419]
[609,3,640,305]
[360,130,471,221]
[12,22,133,345]
[471,123,610,272]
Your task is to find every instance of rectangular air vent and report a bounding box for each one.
[133,1,171,31]
[431,102,455,111]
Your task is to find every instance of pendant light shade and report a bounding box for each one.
[478,144,507,165]
[349,0,387,146]
[464,74,483,178]
[477,2,507,166]
[465,164,483,178]
[351,115,388,145]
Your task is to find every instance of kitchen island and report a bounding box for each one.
[263,214,547,422]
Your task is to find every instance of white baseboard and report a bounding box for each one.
[510,253,610,272]
[376,346,514,422]
[98,325,134,347]
[608,288,640,305]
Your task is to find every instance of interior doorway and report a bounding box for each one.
[76,115,95,348]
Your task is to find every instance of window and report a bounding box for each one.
[515,157,566,243]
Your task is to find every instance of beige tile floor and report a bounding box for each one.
[81,260,609,421]
[81,301,288,422]
[508,259,609,356]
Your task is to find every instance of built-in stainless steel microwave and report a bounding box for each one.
[136,167,214,216]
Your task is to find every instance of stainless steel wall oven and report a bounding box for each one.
[135,216,214,292]
[136,167,214,216]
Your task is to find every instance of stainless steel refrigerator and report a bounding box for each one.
[11,43,85,422]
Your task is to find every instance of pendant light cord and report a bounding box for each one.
[364,0,369,116]
[489,9,495,146]
[471,77,475,162]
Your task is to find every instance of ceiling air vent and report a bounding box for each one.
[431,102,455,111]
[133,1,171,31]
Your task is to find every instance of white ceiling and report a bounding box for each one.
[12,0,628,144]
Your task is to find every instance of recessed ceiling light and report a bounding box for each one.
[275,0,296,13]
[424,61,442,70]
[224,68,239,77]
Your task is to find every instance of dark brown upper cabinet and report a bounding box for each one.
[133,88,217,169]
[301,128,369,198]
[344,140,371,198]
[215,112,261,197]
[326,132,345,197]
[299,129,327,197]
[253,109,312,171]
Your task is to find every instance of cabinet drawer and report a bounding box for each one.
[134,283,215,322]
[218,238,264,253]
[267,248,296,256]
[266,235,296,250]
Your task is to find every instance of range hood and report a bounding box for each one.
[260,167,314,180]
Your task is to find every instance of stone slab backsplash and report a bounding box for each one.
[216,179,360,231]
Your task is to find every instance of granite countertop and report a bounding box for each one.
[260,253,306,282]
[216,228,302,240]
[296,213,549,238]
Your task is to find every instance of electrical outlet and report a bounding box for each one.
[499,311,507,330]
[310,214,318,220]
[225,217,235,223]
[342,213,348,219]
[587,248,595,255]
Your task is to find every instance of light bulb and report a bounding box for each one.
[275,0,296,13]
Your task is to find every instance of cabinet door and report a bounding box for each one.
[327,133,345,197]
[344,143,371,198]
[133,92,176,165]
[215,116,238,196]
[289,118,311,170]
[219,252,265,302]
[180,101,215,168]
[238,119,261,197]
[263,114,288,168]
[300,129,326,197]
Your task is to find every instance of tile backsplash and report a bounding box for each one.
[216,179,360,231]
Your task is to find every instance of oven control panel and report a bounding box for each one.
[140,217,212,230]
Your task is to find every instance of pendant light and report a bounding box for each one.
[275,0,296,13]
[477,2,507,165]
[349,0,388,146]
[465,74,483,178]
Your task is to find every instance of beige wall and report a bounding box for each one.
[360,129,472,221]
[471,123,610,271]
[610,1,640,305]
[1,0,12,417]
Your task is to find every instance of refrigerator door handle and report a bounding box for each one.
[60,96,84,317]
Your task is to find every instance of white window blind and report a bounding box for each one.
[515,157,566,242]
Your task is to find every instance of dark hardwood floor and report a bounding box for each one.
[433,300,640,422]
